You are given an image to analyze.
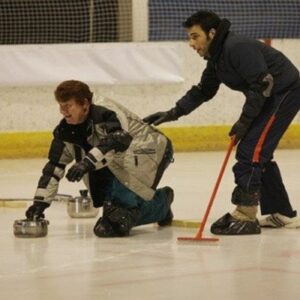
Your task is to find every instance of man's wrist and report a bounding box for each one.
[168,107,182,120]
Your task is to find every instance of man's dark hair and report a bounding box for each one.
[183,10,221,34]
[55,80,93,104]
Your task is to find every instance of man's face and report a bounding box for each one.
[186,25,215,58]
[58,98,90,125]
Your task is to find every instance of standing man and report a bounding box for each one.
[26,80,174,237]
[144,10,300,235]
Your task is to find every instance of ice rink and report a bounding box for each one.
[1,149,300,300]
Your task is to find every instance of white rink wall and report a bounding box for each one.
[0,39,300,132]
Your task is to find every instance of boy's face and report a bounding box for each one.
[186,25,215,58]
[58,98,90,125]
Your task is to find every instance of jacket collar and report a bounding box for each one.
[205,18,231,62]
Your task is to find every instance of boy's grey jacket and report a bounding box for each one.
[34,98,171,205]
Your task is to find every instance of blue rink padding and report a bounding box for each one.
[149,0,300,40]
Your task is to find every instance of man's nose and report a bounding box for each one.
[189,39,195,48]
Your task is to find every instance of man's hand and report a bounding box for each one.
[229,120,249,145]
[66,158,95,182]
[143,108,179,126]
[26,201,50,220]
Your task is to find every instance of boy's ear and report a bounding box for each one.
[208,28,216,39]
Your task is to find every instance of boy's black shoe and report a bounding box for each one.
[158,186,174,226]
[93,217,119,237]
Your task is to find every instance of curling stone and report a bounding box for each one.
[67,190,99,218]
[13,218,49,238]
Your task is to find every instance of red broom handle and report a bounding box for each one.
[195,137,235,239]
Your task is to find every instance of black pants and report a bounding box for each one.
[233,83,300,216]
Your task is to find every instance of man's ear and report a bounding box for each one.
[208,28,216,40]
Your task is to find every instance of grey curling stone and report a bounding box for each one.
[13,218,49,238]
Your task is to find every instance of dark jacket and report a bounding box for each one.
[174,21,300,122]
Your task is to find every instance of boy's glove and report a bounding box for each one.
[66,158,95,182]
[26,201,50,220]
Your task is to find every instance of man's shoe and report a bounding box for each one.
[259,213,300,228]
[158,186,174,226]
[211,213,261,235]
